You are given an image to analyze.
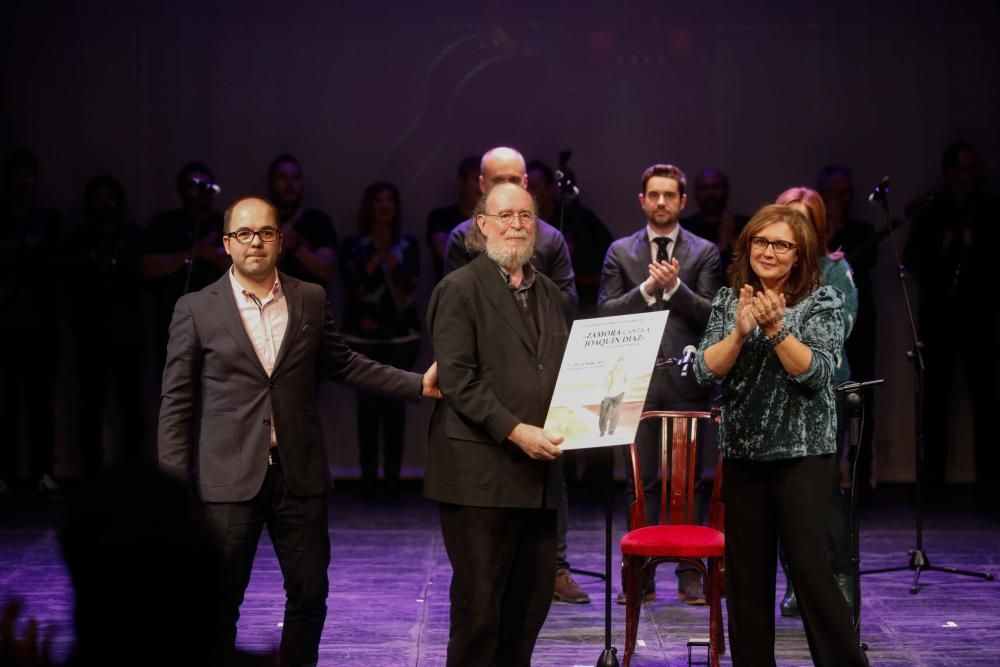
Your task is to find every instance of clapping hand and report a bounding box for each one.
[750,288,786,337]
[735,285,757,339]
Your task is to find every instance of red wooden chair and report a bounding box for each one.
[620,410,725,667]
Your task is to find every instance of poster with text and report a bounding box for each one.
[544,311,669,450]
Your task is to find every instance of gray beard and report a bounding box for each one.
[485,240,535,270]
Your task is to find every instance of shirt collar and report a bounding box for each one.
[228,267,282,304]
[495,261,537,292]
[646,224,680,245]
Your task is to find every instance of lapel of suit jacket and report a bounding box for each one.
[672,227,690,271]
[272,273,303,373]
[214,272,269,378]
[472,254,538,357]
[633,228,653,270]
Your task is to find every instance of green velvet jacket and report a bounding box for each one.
[694,285,845,461]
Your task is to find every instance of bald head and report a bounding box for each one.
[224,196,278,232]
[480,146,527,193]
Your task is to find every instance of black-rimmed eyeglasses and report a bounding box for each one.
[750,236,796,254]
[225,228,281,244]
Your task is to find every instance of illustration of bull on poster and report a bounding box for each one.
[544,311,669,451]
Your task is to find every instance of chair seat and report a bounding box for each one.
[621,525,725,558]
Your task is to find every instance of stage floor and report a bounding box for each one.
[2,483,998,666]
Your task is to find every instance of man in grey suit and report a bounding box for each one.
[599,163,723,605]
[158,196,439,667]
[426,183,568,666]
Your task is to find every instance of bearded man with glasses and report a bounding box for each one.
[158,196,441,667]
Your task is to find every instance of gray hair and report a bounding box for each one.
[463,185,537,256]
[464,191,491,255]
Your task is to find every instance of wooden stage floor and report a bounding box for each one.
[2,483,998,666]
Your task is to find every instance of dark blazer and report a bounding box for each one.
[424,254,568,509]
[158,271,422,502]
[443,217,578,320]
[598,226,723,404]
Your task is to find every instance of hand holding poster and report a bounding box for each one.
[544,311,669,450]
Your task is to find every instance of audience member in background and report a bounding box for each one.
[426,156,480,283]
[141,161,228,372]
[442,146,587,605]
[526,158,615,494]
[64,176,146,477]
[682,167,750,273]
[904,142,999,513]
[444,147,578,320]
[267,153,338,290]
[526,159,612,319]
[340,182,421,501]
[0,150,63,497]
[599,163,723,606]
[817,165,878,489]
[775,186,859,616]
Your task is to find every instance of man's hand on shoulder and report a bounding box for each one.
[422,361,442,399]
[507,424,563,461]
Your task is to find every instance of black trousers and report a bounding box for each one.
[439,503,556,667]
[202,461,330,667]
[0,324,57,484]
[74,330,144,476]
[353,340,419,489]
[723,455,868,667]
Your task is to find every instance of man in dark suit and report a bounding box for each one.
[426,183,569,666]
[442,146,588,605]
[158,196,439,667]
[599,163,723,604]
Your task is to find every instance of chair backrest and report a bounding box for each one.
[627,410,724,530]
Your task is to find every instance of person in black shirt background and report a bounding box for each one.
[426,156,480,284]
[340,182,421,500]
[904,143,1000,513]
[817,165,878,491]
[0,150,63,496]
[267,153,338,290]
[65,176,146,477]
[682,167,749,273]
[141,161,228,373]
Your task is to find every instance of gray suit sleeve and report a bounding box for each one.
[319,299,423,399]
[664,243,724,330]
[157,297,200,485]
[597,244,650,315]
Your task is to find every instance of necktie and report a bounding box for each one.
[654,236,672,263]
[652,237,672,310]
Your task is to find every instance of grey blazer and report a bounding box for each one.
[424,254,568,509]
[158,271,422,502]
[598,226,723,404]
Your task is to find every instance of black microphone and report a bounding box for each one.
[679,345,697,378]
[867,176,890,205]
[190,177,221,194]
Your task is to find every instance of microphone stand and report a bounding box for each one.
[835,378,883,649]
[858,180,993,592]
